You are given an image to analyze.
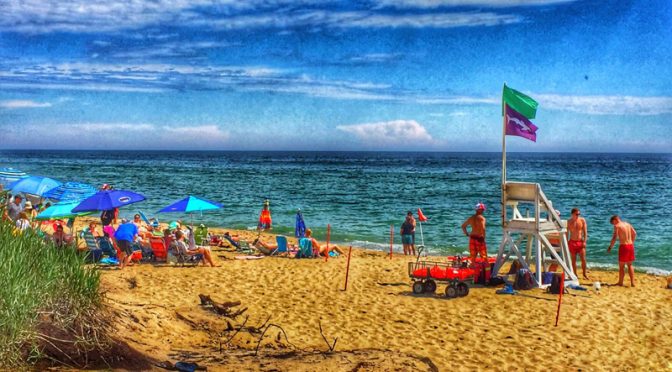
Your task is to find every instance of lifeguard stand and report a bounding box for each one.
[492,181,579,287]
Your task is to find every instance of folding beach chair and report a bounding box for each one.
[194,225,209,246]
[167,240,203,266]
[271,235,289,256]
[82,232,102,263]
[149,236,168,262]
[295,237,314,258]
[98,236,120,259]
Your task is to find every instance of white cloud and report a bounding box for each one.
[0,99,52,109]
[0,1,524,33]
[374,0,576,9]
[337,120,434,146]
[0,123,230,150]
[537,94,672,116]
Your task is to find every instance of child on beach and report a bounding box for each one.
[607,215,637,287]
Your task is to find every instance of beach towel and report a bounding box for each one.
[296,237,313,258]
[234,255,264,260]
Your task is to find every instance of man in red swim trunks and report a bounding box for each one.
[567,208,590,280]
[607,215,637,287]
[462,203,487,264]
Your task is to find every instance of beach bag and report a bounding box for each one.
[474,262,492,285]
[488,276,505,286]
[513,268,534,290]
[549,273,563,294]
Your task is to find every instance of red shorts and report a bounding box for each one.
[568,240,585,255]
[469,236,487,259]
[618,244,635,263]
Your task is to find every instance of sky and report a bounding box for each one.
[0,0,671,152]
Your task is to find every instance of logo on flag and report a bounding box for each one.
[505,104,538,142]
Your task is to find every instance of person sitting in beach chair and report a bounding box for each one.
[305,228,345,257]
[169,230,218,267]
[252,238,277,255]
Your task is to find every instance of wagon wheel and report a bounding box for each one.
[445,284,458,298]
[412,281,424,294]
[423,280,437,293]
[456,282,470,297]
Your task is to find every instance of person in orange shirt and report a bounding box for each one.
[567,208,590,280]
[607,215,637,287]
[462,203,487,264]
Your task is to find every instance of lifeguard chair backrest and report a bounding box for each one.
[505,182,538,202]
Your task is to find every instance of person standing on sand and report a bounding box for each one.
[114,218,138,270]
[607,215,637,287]
[462,203,487,264]
[567,208,590,280]
[400,212,415,256]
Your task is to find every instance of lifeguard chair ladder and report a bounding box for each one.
[492,181,579,287]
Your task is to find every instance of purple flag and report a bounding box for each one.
[505,104,538,142]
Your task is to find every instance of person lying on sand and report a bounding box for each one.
[305,228,345,256]
[174,230,219,267]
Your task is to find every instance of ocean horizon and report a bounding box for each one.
[2,150,670,274]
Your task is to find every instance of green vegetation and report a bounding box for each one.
[0,215,107,368]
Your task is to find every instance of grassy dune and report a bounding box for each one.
[0,214,107,368]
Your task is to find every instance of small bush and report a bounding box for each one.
[0,216,108,368]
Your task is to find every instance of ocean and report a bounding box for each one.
[1,150,670,274]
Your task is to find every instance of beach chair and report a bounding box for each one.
[271,235,289,256]
[167,240,203,266]
[194,225,209,246]
[148,237,168,262]
[295,237,314,258]
[98,237,119,259]
[82,232,102,263]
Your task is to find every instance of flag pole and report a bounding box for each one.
[501,83,507,227]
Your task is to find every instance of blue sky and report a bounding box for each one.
[0,0,671,152]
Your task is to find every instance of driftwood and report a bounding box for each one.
[318,320,338,353]
[198,294,248,318]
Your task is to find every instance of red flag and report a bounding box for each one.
[417,208,428,222]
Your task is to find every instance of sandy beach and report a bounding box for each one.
[90,223,672,371]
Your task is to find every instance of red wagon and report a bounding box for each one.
[408,258,477,298]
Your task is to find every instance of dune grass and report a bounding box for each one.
[0,215,106,367]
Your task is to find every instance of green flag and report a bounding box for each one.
[502,84,538,119]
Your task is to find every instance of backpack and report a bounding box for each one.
[513,268,534,290]
[548,273,564,294]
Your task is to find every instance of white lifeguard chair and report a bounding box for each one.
[491,182,579,287]
[494,84,578,287]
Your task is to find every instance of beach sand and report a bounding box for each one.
[88,224,672,371]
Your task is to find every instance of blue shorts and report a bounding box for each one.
[402,234,414,245]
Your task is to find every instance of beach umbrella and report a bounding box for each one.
[72,189,146,212]
[0,167,28,187]
[157,195,223,214]
[157,195,222,227]
[36,201,93,220]
[8,176,61,197]
[43,181,97,202]
[295,209,306,238]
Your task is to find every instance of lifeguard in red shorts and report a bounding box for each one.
[607,215,637,287]
[462,203,487,264]
[567,208,590,280]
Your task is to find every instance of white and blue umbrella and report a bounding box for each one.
[8,176,62,197]
[0,167,28,187]
[43,182,97,201]
[158,195,223,214]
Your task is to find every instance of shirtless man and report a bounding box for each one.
[607,215,637,287]
[567,208,590,280]
[462,203,487,264]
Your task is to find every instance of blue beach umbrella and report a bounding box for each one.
[8,176,61,197]
[72,189,146,212]
[158,195,223,214]
[36,201,93,220]
[0,167,29,187]
[43,182,97,202]
[295,209,306,238]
